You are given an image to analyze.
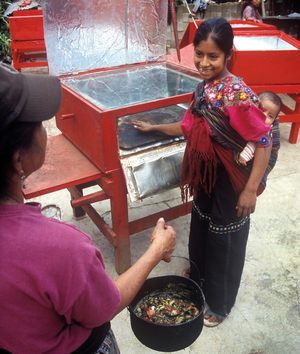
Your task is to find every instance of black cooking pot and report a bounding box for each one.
[128,275,205,352]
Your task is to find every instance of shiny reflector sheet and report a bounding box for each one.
[121,143,186,202]
[234,36,298,51]
[42,0,168,75]
[231,24,256,28]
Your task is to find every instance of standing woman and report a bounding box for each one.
[133,17,272,327]
[181,17,271,327]
[242,0,263,23]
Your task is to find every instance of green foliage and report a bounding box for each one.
[0,0,11,63]
[174,0,183,9]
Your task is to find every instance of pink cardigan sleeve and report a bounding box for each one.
[243,6,253,20]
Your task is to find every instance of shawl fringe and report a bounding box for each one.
[180,114,217,201]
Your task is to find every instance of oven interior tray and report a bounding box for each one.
[118,105,186,150]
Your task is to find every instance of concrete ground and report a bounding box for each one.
[23,66,300,353]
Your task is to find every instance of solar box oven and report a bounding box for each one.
[38,0,201,273]
[228,29,300,85]
[179,20,277,49]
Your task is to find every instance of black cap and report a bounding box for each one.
[0,63,62,133]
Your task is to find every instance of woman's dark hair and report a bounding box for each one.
[0,122,40,198]
[193,17,234,59]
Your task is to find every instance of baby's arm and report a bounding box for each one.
[238,141,256,166]
[238,153,247,166]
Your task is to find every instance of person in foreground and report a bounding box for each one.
[133,17,273,327]
[0,63,177,354]
[242,0,263,23]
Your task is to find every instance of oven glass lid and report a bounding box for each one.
[231,24,257,28]
[60,63,201,111]
[234,36,298,51]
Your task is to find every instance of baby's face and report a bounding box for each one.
[261,98,279,125]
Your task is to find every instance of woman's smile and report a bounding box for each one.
[199,68,213,74]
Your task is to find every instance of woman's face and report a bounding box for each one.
[194,37,231,83]
[251,0,261,8]
[22,123,47,178]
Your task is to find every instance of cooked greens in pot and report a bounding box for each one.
[134,283,201,325]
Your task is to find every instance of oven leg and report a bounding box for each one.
[70,184,86,218]
[289,94,300,144]
[110,170,131,275]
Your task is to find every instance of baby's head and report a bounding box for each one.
[258,91,282,125]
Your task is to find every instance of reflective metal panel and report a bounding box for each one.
[42,0,168,76]
[121,143,186,202]
[234,36,298,51]
[60,63,200,110]
[231,24,256,28]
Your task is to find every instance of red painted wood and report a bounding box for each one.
[10,40,47,71]
[109,170,131,274]
[10,39,46,50]
[250,85,300,94]
[289,98,300,143]
[56,86,120,172]
[289,94,300,104]
[68,186,117,247]
[129,202,192,236]
[279,115,300,123]
[9,14,44,41]
[8,9,47,71]
[23,134,103,199]
[71,190,109,208]
[12,9,42,16]
[281,103,297,115]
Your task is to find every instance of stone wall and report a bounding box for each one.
[167,2,246,48]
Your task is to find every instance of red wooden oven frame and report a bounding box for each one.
[179,20,277,49]
[8,9,47,71]
[24,62,198,274]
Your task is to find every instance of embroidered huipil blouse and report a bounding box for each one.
[181,76,272,148]
[180,76,272,195]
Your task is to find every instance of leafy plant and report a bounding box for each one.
[0,0,11,63]
[174,0,183,9]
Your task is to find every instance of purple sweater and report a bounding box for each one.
[242,5,262,22]
[0,203,120,354]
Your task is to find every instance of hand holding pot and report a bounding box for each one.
[113,218,176,316]
[150,217,176,263]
